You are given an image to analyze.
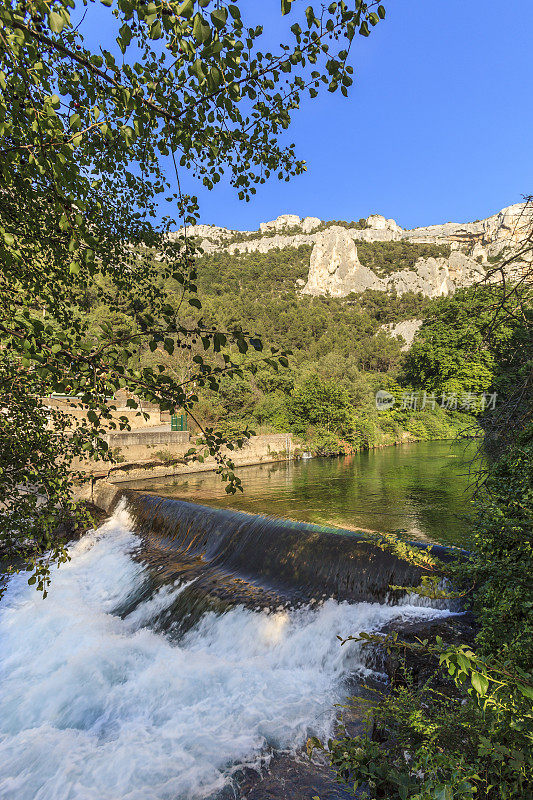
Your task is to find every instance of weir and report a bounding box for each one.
[123,491,464,609]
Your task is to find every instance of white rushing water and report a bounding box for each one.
[0,505,452,800]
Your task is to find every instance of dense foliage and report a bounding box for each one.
[0,0,388,592]
[403,285,527,398]
[356,241,452,277]
[465,436,533,670]
[310,638,532,800]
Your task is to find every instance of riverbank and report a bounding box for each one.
[76,432,294,485]
[74,413,478,491]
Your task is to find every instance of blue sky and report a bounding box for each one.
[84,0,533,230]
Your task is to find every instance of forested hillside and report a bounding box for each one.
[179,247,504,453]
[84,244,523,455]
[197,246,429,357]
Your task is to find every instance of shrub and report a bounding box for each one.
[310,650,533,800]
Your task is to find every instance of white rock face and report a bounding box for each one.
[179,224,235,240]
[387,251,486,298]
[383,319,423,351]
[302,234,489,300]
[387,258,453,298]
[259,214,301,233]
[482,203,532,246]
[167,201,532,297]
[302,227,381,297]
[169,224,246,255]
[353,227,402,243]
[301,216,322,233]
[366,214,403,235]
[403,202,533,253]
[227,232,315,255]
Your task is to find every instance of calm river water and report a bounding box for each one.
[129,439,481,548]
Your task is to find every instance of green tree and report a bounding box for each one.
[0,0,387,592]
[287,375,353,436]
[309,244,533,800]
[403,285,524,398]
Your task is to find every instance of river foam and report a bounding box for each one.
[0,504,451,800]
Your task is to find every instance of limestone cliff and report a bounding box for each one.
[385,251,487,299]
[171,202,532,298]
[301,227,381,296]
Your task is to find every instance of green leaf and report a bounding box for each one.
[517,683,533,700]
[305,6,317,27]
[118,23,132,52]
[120,125,135,144]
[192,14,206,43]
[211,8,228,29]
[177,0,194,19]
[471,671,489,696]
[150,20,162,40]
[49,12,65,33]
[281,0,292,16]
[191,59,204,81]
[208,66,223,91]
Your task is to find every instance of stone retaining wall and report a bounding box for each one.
[106,433,293,484]
[74,434,294,507]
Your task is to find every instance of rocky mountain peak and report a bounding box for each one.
[302,227,380,296]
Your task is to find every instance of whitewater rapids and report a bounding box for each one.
[0,504,452,800]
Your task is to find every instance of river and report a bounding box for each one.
[0,440,478,799]
[126,439,480,548]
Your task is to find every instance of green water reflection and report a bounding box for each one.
[131,440,482,547]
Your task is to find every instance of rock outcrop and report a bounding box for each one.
[260,214,301,233]
[169,202,532,298]
[386,251,486,298]
[383,319,423,351]
[303,231,487,298]
[300,216,322,234]
[227,232,314,255]
[302,227,381,296]
[363,214,403,240]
